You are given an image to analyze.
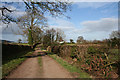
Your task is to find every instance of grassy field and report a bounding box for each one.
[46,52,91,78]
[2,51,33,78]
[13,43,30,46]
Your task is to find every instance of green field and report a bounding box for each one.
[13,43,30,46]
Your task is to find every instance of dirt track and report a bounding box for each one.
[7,50,73,78]
[42,55,73,78]
[7,50,42,78]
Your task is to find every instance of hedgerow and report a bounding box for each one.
[48,44,119,78]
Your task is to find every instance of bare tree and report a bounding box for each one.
[0,1,71,46]
[17,11,47,45]
[18,39,22,43]
[55,28,65,42]
[77,36,84,43]
[0,6,17,24]
[110,30,120,39]
[0,1,71,24]
[43,28,65,47]
[70,39,74,43]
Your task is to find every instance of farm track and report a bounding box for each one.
[42,55,73,78]
[7,50,73,78]
[7,50,42,78]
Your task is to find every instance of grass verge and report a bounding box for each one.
[38,56,42,67]
[46,52,91,78]
[2,51,33,78]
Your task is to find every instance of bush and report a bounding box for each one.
[70,46,77,59]
[82,55,112,77]
[87,46,97,54]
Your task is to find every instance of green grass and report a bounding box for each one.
[66,43,76,46]
[2,51,33,78]
[37,51,43,76]
[38,56,42,67]
[11,43,30,46]
[17,43,29,46]
[3,50,33,65]
[47,52,91,78]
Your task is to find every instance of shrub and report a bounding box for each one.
[70,46,77,59]
[87,46,97,54]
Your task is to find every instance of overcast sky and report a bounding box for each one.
[0,2,118,42]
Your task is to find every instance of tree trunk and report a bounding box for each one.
[28,17,34,47]
[28,29,33,46]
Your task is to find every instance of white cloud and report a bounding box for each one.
[0,2,26,19]
[1,17,118,42]
[0,21,23,35]
[2,34,23,42]
[49,25,74,31]
[48,17,118,41]
[71,18,118,40]
[0,2,26,41]
[48,17,75,31]
[80,18,118,32]
[0,21,24,41]
[9,11,26,18]
[0,2,118,41]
